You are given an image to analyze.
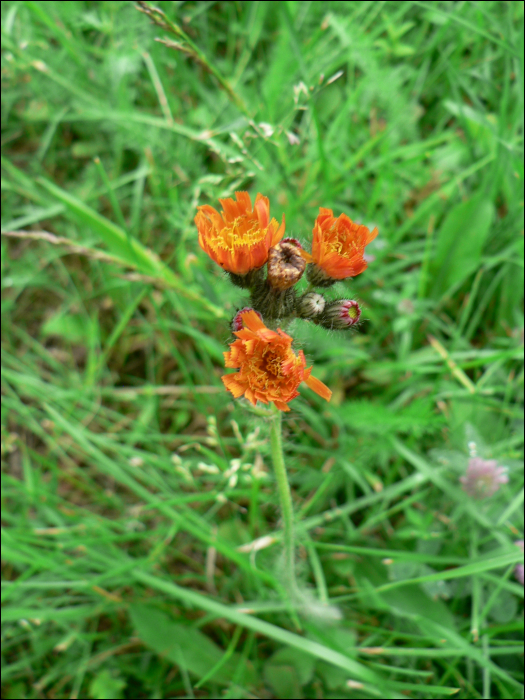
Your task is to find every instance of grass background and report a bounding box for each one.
[1,1,524,698]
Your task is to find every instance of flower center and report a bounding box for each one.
[261,351,283,378]
[245,343,291,392]
[344,305,359,320]
[326,227,358,258]
[216,216,266,252]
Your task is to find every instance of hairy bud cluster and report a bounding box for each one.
[228,241,363,331]
[196,191,377,411]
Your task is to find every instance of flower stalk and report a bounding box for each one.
[269,404,298,596]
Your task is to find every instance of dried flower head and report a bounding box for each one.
[459,457,509,499]
[222,310,332,411]
[308,207,378,284]
[195,191,284,275]
[514,540,524,586]
[267,238,307,291]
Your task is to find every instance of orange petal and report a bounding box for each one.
[304,373,332,402]
[254,194,270,228]
[365,226,379,245]
[298,248,314,263]
[275,328,293,343]
[297,350,308,369]
[244,387,257,405]
[195,206,223,231]
[271,214,286,247]
[348,259,368,277]
[219,196,241,221]
[273,400,291,412]
[241,310,267,333]
[222,374,246,398]
[235,191,252,215]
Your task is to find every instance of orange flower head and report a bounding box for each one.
[311,208,378,280]
[195,191,285,275]
[222,310,332,412]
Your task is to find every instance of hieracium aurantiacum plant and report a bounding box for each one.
[195,191,377,603]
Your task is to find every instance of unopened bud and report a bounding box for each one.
[232,307,263,332]
[297,292,326,319]
[319,299,361,329]
[267,238,306,291]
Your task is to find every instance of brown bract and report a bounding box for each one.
[312,208,378,280]
[194,191,285,275]
[222,310,332,412]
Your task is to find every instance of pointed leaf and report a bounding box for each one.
[430,195,495,296]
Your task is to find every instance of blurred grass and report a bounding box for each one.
[1,1,523,698]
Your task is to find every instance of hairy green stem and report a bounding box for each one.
[269,404,297,596]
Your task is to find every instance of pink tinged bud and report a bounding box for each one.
[459,457,509,500]
[320,299,361,330]
[232,307,263,332]
[515,541,524,586]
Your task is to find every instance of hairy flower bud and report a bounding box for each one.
[232,307,263,332]
[297,292,326,319]
[267,238,307,291]
[319,299,361,329]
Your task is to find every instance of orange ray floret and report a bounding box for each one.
[311,208,378,280]
[222,310,332,412]
[194,191,285,275]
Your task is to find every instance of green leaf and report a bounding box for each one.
[129,604,255,687]
[316,661,348,691]
[487,590,518,624]
[41,310,92,343]
[266,647,316,685]
[430,194,495,297]
[264,664,303,699]
[132,570,385,691]
[88,670,126,700]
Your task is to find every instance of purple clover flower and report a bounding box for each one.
[459,457,509,500]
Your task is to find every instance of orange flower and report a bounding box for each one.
[195,191,285,275]
[222,310,332,412]
[311,208,378,280]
